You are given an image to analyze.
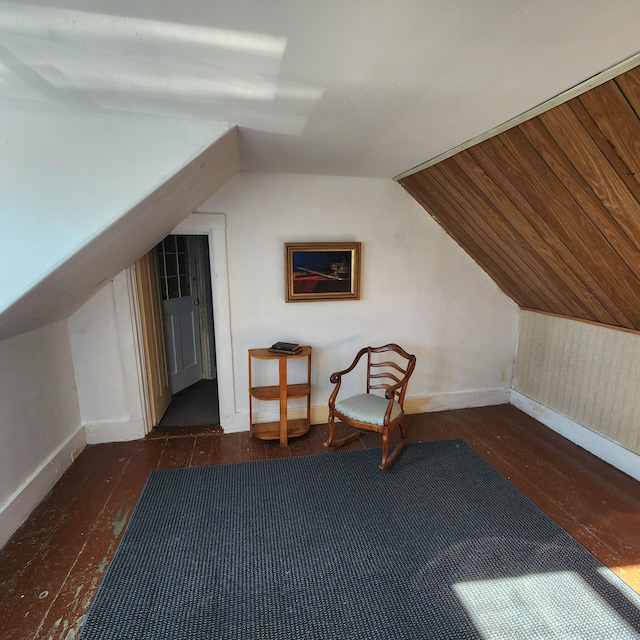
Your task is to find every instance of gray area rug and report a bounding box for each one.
[79,440,640,639]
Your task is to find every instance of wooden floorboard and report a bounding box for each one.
[0,404,639,639]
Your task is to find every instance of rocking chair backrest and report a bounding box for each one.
[365,344,416,407]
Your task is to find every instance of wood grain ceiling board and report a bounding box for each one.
[429,159,560,311]
[400,64,640,331]
[451,149,596,320]
[405,171,534,307]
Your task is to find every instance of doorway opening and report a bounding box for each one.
[135,213,235,434]
[146,233,220,428]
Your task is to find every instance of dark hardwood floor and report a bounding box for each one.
[1,404,639,639]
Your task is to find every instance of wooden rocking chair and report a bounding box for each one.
[325,344,416,470]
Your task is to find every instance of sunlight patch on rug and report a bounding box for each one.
[454,570,639,638]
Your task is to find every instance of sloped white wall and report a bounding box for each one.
[0,116,239,548]
[200,172,520,424]
[0,111,236,339]
[0,322,85,548]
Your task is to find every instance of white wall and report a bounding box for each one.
[200,172,520,424]
[77,172,519,443]
[512,310,640,481]
[68,271,148,444]
[77,172,520,443]
[0,169,520,548]
[0,322,85,549]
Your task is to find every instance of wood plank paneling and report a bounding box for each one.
[431,159,557,311]
[576,82,640,248]
[499,124,636,326]
[407,171,533,306]
[400,63,640,331]
[462,144,609,320]
[464,144,612,324]
[449,152,592,317]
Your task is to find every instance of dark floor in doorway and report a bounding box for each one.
[158,379,220,428]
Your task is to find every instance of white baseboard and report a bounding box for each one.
[405,388,510,414]
[510,389,640,482]
[85,419,146,444]
[0,427,87,550]
[226,388,511,434]
[219,412,249,433]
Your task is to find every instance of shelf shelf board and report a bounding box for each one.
[251,419,310,441]
[250,383,311,401]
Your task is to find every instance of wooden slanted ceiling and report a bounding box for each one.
[400,64,640,331]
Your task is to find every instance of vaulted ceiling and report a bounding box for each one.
[400,64,640,331]
[3,1,640,339]
[4,1,640,179]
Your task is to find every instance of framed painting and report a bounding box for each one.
[285,242,361,302]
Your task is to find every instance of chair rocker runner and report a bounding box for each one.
[325,344,416,470]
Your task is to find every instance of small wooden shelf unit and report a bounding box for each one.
[248,346,312,446]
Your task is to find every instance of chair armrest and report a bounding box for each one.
[384,376,408,399]
[329,347,369,384]
[328,347,370,408]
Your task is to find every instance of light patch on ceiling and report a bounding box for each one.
[0,3,324,135]
[0,5,287,57]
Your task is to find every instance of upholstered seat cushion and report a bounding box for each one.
[334,393,403,426]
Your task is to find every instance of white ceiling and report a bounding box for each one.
[3,0,640,179]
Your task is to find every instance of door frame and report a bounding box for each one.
[135,213,236,433]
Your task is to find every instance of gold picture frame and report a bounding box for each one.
[285,242,361,302]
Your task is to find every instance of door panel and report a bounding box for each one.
[135,250,171,427]
[158,235,203,394]
[179,306,199,368]
[162,294,203,392]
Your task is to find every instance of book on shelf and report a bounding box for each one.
[268,341,302,355]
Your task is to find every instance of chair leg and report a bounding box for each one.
[324,414,361,448]
[324,413,336,448]
[379,422,406,470]
[399,418,407,440]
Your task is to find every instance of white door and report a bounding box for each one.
[157,235,203,394]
